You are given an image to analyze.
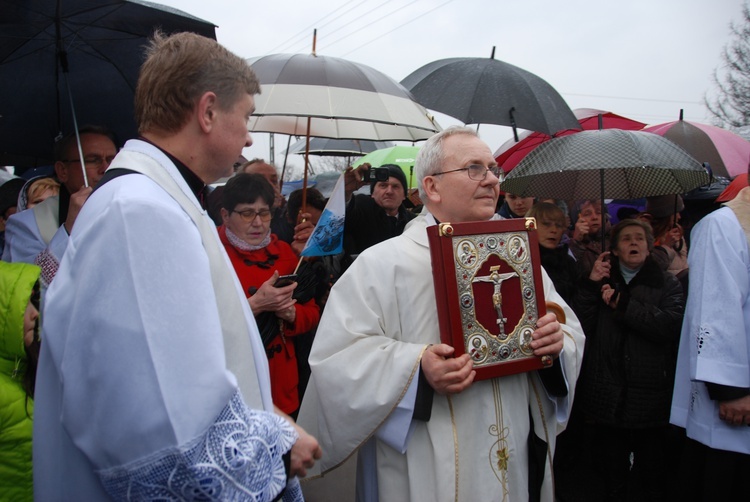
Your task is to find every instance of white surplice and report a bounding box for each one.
[299,213,585,502]
[33,140,301,501]
[671,190,750,455]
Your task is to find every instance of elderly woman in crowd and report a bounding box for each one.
[219,173,320,419]
[575,219,685,501]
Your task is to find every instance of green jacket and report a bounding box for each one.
[0,261,40,502]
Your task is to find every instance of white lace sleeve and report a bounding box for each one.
[97,390,299,501]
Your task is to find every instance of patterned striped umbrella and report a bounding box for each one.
[501,129,710,245]
[494,108,647,174]
[246,53,441,142]
[501,129,710,201]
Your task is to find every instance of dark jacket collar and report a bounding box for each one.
[612,255,665,289]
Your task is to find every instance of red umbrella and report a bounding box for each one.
[716,174,749,202]
[643,111,750,179]
[494,108,646,173]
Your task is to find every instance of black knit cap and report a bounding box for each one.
[370,164,408,195]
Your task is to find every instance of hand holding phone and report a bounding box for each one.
[274,274,298,288]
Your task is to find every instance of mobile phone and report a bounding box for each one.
[274,274,298,287]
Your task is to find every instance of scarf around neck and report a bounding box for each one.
[225,226,271,252]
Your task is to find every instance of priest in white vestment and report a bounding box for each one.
[299,126,585,501]
[670,180,750,498]
[33,33,320,501]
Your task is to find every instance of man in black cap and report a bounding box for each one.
[342,163,415,267]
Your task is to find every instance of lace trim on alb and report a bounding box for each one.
[97,389,299,501]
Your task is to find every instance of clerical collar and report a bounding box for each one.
[138,137,207,208]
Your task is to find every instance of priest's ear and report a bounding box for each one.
[421,174,442,205]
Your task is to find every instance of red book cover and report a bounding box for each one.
[427,218,551,380]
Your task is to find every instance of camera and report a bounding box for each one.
[363,166,391,183]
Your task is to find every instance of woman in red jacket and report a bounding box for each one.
[218,173,320,418]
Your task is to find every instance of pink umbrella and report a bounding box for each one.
[494,108,646,174]
[643,111,750,179]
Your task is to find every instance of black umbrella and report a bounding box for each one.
[401,47,581,141]
[500,129,710,244]
[0,0,216,170]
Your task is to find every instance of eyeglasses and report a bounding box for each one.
[232,208,273,222]
[432,164,504,182]
[61,155,116,168]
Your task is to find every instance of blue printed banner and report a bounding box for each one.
[300,173,345,257]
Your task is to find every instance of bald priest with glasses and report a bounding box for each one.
[298,126,585,502]
[3,126,117,288]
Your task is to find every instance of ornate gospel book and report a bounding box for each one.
[427,218,553,380]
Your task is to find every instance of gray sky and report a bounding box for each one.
[158,0,745,178]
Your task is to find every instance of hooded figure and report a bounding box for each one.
[0,261,41,502]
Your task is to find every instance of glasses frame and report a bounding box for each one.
[432,164,504,182]
[231,208,273,223]
[60,155,116,168]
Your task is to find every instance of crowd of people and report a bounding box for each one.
[0,31,748,502]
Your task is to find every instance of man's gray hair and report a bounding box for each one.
[416,126,479,200]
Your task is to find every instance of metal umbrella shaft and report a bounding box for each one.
[56,3,88,187]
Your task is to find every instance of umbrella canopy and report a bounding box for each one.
[352,145,421,189]
[494,108,647,173]
[643,112,750,179]
[247,53,441,142]
[284,137,393,157]
[501,129,710,201]
[400,53,580,139]
[716,174,748,202]
[0,0,216,168]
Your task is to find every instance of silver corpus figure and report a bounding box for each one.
[473,265,519,336]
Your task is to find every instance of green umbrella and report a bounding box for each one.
[353,145,421,189]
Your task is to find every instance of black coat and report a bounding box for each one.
[576,257,685,428]
[539,244,578,307]
[343,194,415,260]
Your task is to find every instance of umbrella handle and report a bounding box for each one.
[509,107,519,142]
